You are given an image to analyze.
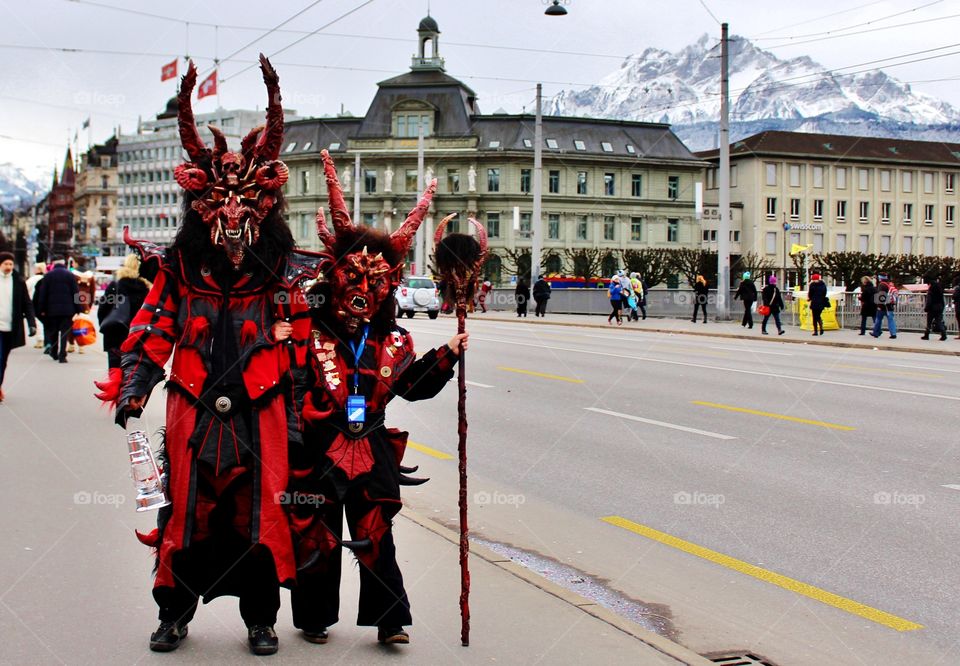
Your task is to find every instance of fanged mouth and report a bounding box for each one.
[350,295,368,310]
[214,221,253,246]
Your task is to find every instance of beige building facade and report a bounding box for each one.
[73,137,119,256]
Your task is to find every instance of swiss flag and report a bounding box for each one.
[161,59,177,82]
[198,70,217,99]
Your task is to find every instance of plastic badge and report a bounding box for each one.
[346,394,366,425]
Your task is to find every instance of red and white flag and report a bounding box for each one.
[198,70,217,99]
[161,59,177,82]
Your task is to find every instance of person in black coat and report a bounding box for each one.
[858,276,877,336]
[515,278,530,317]
[98,254,151,369]
[532,277,551,317]
[760,275,785,335]
[807,273,829,336]
[691,275,709,323]
[33,258,81,362]
[0,252,37,402]
[953,276,960,340]
[921,274,947,341]
[733,272,758,329]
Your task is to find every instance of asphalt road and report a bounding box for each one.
[385,314,960,666]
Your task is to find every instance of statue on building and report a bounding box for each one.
[383,166,393,193]
[341,167,352,192]
[467,164,477,193]
[424,166,433,188]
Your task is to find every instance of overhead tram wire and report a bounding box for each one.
[696,0,721,25]
[751,0,944,41]
[762,12,960,50]
[750,0,888,37]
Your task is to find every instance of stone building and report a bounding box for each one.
[73,136,120,258]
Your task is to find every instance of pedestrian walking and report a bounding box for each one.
[921,273,947,341]
[24,265,45,349]
[807,273,829,336]
[515,278,530,317]
[870,275,898,339]
[477,279,491,313]
[692,275,709,323]
[638,275,649,320]
[858,276,877,336]
[607,277,623,325]
[953,275,960,340]
[97,254,151,373]
[532,276,551,317]
[0,252,37,402]
[32,257,80,362]
[734,271,757,329]
[760,275,785,335]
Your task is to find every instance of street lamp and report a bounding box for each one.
[545,0,568,16]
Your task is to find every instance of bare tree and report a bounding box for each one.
[667,248,715,287]
[620,248,673,287]
[563,248,606,286]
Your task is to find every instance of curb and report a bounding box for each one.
[478,314,960,357]
[400,507,713,666]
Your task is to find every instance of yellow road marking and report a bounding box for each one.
[407,441,454,460]
[497,366,584,384]
[692,401,855,431]
[601,516,923,632]
[835,364,941,379]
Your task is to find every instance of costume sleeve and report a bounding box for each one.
[113,266,181,427]
[391,334,456,402]
[276,284,316,443]
[97,281,116,324]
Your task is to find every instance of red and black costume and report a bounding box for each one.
[97,56,325,653]
[287,152,452,640]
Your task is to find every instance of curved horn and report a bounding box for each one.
[340,538,373,552]
[254,54,284,161]
[241,124,264,164]
[399,474,430,486]
[320,149,353,233]
[467,217,488,259]
[398,464,419,474]
[207,124,228,163]
[392,179,437,256]
[433,212,457,249]
[177,61,208,162]
[316,207,334,247]
[296,550,322,573]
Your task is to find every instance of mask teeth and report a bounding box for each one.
[214,221,223,246]
[245,220,252,246]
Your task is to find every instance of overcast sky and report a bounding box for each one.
[3,0,959,180]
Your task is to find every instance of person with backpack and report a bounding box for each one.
[870,275,898,339]
[628,272,644,321]
[760,275,785,335]
[734,271,757,329]
[607,277,623,325]
[921,273,947,341]
[807,273,829,336]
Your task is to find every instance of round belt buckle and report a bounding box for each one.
[215,396,232,413]
[348,422,363,434]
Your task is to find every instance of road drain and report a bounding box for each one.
[469,535,677,640]
[706,652,778,666]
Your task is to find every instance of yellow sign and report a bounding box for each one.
[794,296,840,331]
[790,243,814,255]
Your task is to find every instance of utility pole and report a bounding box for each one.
[531,83,543,286]
[353,152,361,224]
[717,22,731,319]
[415,125,425,274]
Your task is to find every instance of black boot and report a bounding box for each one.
[149,622,188,652]
[248,625,279,655]
[377,626,410,645]
[302,628,329,644]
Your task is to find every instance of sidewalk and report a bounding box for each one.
[478,311,960,357]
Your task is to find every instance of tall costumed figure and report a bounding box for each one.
[95,55,326,656]
[433,213,487,645]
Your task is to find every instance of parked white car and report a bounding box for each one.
[395,276,440,319]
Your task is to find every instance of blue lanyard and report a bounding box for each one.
[347,325,370,394]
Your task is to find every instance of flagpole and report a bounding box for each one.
[215,25,221,109]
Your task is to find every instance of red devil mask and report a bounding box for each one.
[315,150,436,333]
[174,54,288,268]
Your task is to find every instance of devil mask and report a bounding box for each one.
[174,54,288,268]
[316,150,436,334]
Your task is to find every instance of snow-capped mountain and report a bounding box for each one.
[0,163,47,208]
[549,34,960,151]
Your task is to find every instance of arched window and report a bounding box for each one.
[392,100,436,138]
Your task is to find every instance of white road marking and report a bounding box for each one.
[942,485,960,491]
[465,380,494,388]
[891,364,960,374]
[707,345,793,356]
[584,407,736,440]
[412,330,960,402]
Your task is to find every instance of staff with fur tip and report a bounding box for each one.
[433,214,487,646]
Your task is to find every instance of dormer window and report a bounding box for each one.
[523,139,533,148]
[284,141,297,153]
[392,100,435,138]
[302,142,312,151]
[626,144,635,154]
[601,142,613,153]
[574,140,586,151]
[488,140,500,149]
[545,138,559,149]
[329,142,341,151]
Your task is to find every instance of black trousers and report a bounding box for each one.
[534,297,547,317]
[607,300,622,323]
[44,316,72,361]
[516,296,527,317]
[859,313,874,334]
[925,309,946,337]
[741,302,754,327]
[291,491,411,631]
[692,302,707,322]
[811,307,825,334]
[0,331,13,388]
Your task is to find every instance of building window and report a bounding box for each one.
[789,164,801,187]
[903,236,913,253]
[836,167,848,189]
[730,164,738,187]
[813,199,823,220]
[924,204,934,225]
[548,213,560,240]
[812,165,824,188]
[881,235,891,254]
[576,216,588,240]
[546,138,559,149]
[924,171,935,193]
[881,202,891,224]
[858,168,869,190]
[548,170,560,193]
[836,200,847,221]
[859,235,869,253]
[667,218,679,242]
[448,169,460,193]
[488,140,501,149]
[302,142,312,151]
[285,142,297,153]
[790,232,801,247]
[946,173,955,193]
[947,205,955,226]
[394,112,431,137]
[523,138,532,148]
[631,174,642,197]
[765,231,777,254]
[601,142,613,152]
[902,171,913,193]
[731,230,740,242]
[577,171,588,195]
[765,163,777,186]
[630,217,642,241]
[878,169,891,191]
[362,212,377,227]
[486,212,500,239]
[626,144,635,154]
[573,140,586,151]
[520,169,531,194]
[924,236,934,255]
[813,233,824,253]
[903,203,913,224]
[603,216,615,240]
[766,197,777,219]
[364,169,376,194]
[859,201,869,222]
[519,212,531,237]
[836,233,847,251]
[299,213,311,239]
[404,170,418,191]
[101,175,109,189]
[790,198,800,220]
[604,173,615,196]
[668,175,679,199]
[487,168,500,192]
